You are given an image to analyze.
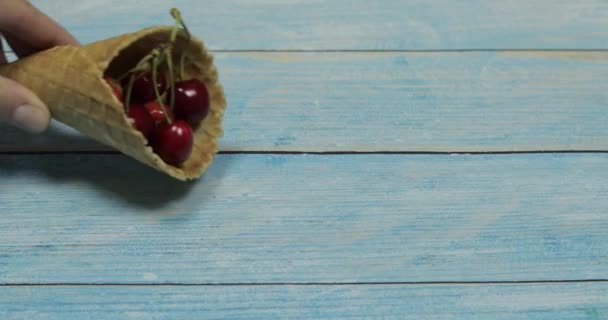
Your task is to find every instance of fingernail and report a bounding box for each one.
[11,104,49,134]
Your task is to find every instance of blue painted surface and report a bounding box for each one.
[29,0,608,50]
[2,0,608,318]
[3,51,608,152]
[1,283,607,319]
[1,153,607,283]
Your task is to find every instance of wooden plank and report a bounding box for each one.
[2,51,608,152]
[1,153,607,283]
[28,0,608,50]
[1,283,607,319]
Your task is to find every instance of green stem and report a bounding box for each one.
[122,47,165,110]
[117,66,140,82]
[166,49,176,111]
[152,57,171,124]
[170,20,181,43]
[170,8,191,40]
[179,53,186,81]
[124,73,136,112]
[116,47,163,81]
[168,8,190,82]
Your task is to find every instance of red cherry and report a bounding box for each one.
[151,120,193,166]
[104,77,123,102]
[173,79,210,124]
[144,101,174,124]
[129,72,166,103]
[127,104,154,138]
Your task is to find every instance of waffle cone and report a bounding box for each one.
[0,26,226,181]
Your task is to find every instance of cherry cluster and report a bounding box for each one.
[104,9,210,167]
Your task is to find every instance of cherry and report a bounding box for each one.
[127,104,154,138]
[173,79,210,124]
[151,120,193,166]
[144,101,174,124]
[104,77,123,101]
[128,72,166,103]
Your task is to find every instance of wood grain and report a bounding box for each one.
[1,0,605,317]
[1,283,607,319]
[28,0,608,50]
[2,51,608,152]
[1,153,607,283]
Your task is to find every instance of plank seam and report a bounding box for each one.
[2,280,608,286]
[211,49,608,53]
[5,49,608,54]
[2,150,608,155]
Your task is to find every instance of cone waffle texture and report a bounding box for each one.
[0,26,226,181]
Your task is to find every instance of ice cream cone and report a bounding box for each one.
[0,26,226,181]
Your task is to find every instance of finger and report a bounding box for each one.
[0,75,50,133]
[4,33,36,58]
[0,0,78,57]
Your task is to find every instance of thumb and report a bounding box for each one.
[0,75,50,133]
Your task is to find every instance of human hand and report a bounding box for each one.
[0,0,78,133]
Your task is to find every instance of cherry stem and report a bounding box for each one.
[116,46,164,82]
[170,8,191,41]
[179,53,186,81]
[124,73,136,112]
[152,57,172,124]
[121,47,166,112]
[119,8,191,120]
[165,48,176,111]
[170,21,181,44]
[168,8,188,81]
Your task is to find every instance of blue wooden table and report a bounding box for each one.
[2,1,608,318]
